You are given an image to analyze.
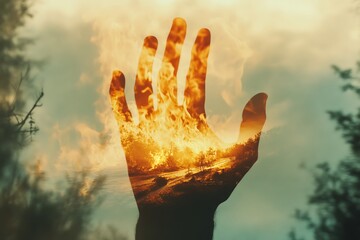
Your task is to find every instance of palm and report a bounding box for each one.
[109,18,267,209]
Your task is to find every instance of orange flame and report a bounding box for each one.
[109,18,267,177]
[108,18,269,206]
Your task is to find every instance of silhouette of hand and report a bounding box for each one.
[109,18,267,240]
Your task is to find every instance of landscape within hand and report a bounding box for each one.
[109,17,268,240]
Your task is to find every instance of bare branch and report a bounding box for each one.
[16,90,44,131]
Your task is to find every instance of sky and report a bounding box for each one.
[21,0,359,239]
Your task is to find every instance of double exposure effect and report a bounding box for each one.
[109,18,267,208]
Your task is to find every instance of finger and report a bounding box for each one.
[184,28,211,119]
[238,93,268,145]
[158,17,187,105]
[135,36,158,120]
[109,70,133,125]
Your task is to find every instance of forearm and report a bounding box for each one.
[135,203,217,240]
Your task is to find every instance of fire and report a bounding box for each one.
[109,18,227,173]
[109,18,266,177]
[107,17,268,206]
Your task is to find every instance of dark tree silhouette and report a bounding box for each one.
[289,61,360,240]
[0,1,127,239]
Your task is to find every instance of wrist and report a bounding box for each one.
[136,203,217,240]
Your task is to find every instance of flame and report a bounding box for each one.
[46,15,266,198]
[109,18,266,176]
[39,14,268,206]
[109,19,220,173]
[46,6,257,177]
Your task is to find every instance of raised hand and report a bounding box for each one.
[109,17,267,240]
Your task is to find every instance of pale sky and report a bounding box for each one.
[23,0,359,239]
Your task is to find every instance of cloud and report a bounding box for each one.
[22,0,359,239]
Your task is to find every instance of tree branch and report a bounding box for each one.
[16,90,44,131]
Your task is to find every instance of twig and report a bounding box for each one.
[16,90,44,131]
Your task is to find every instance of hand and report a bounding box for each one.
[109,17,267,240]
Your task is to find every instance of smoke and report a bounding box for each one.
[14,1,359,237]
[44,0,258,175]
[30,0,359,187]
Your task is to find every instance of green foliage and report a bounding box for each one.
[291,62,360,240]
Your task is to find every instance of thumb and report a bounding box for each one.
[238,92,268,144]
